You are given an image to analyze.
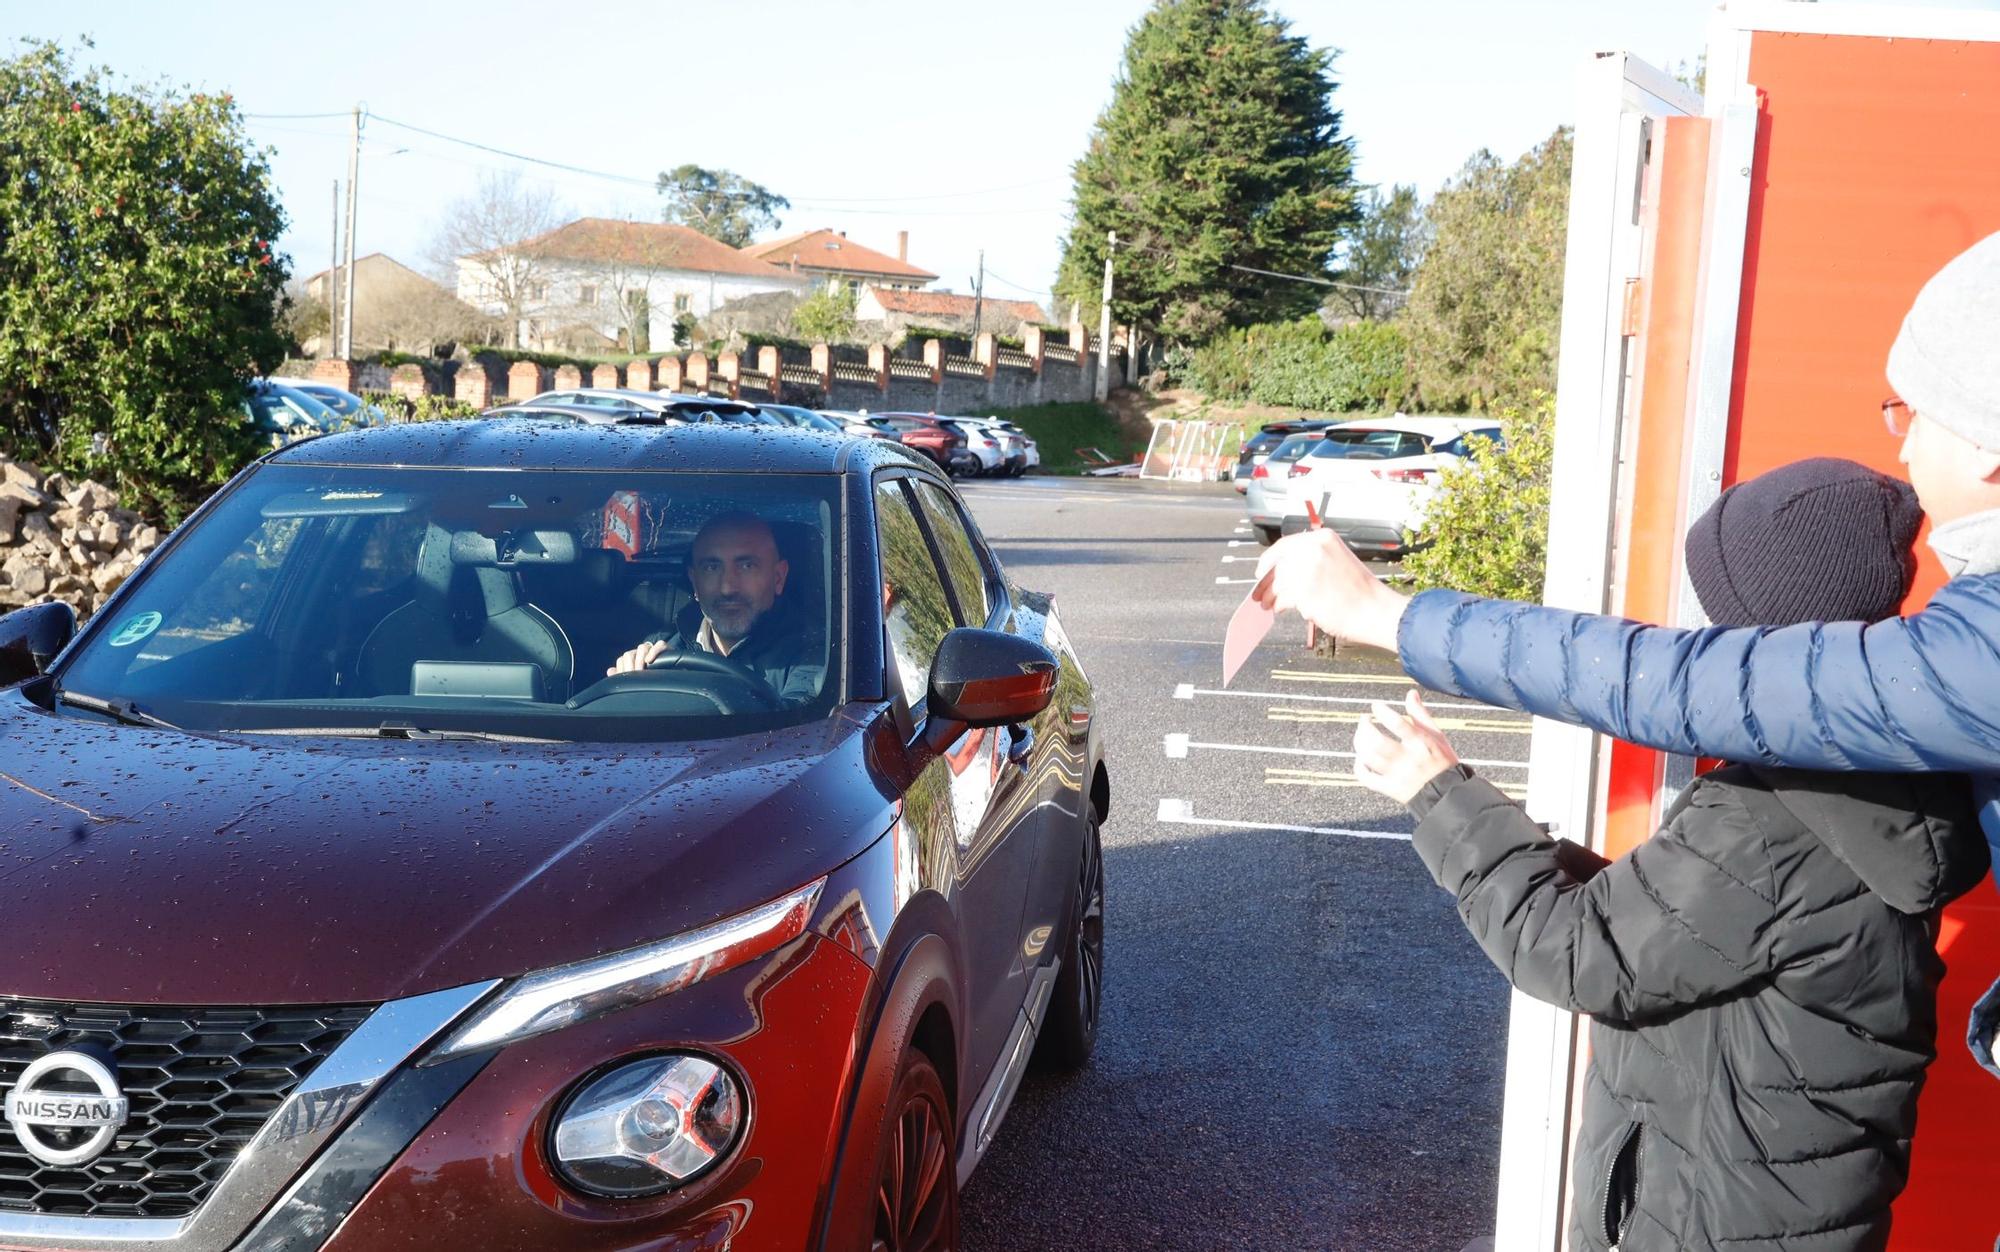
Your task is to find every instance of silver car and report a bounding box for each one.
[1244,433,1325,544]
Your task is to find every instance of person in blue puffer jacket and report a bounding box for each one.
[1253,229,2000,1077]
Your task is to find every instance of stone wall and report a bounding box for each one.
[0,460,162,618]
[301,320,1127,417]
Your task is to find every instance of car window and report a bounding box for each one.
[875,479,955,704]
[58,466,841,742]
[912,481,993,626]
[1437,427,1506,457]
[1268,435,1322,464]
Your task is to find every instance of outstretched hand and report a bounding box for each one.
[1353,690,1461,805]
[1252,529,1410,652]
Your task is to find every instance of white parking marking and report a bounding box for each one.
[1227,540,1252,548]
[1216,576,1257,585]
[1156,798,1412,842]
[1164,734,1527,770]
[1175,685,1502,713]
[1220,555,1254,563]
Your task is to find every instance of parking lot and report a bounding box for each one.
[951,475,1521,1251]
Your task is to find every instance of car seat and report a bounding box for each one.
[354,523,575,700]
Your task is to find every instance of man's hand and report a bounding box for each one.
[1352,691,1461,805]
[1252,529,1410,652]
[608,639,670,676]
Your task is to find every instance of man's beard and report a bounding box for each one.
[707,598,757,641]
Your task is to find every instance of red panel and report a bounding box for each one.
[1735,31,2000,1249]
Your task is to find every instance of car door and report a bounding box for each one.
[911,480,1076,985]
[873,476,1035,1085]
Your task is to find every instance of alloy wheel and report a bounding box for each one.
[871,1064,955,1252]
[1075,822,1105,1039]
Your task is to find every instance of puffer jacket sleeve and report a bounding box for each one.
[1410,768,1782,1023]
[1397,576,2000,772]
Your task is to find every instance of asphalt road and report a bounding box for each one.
[951,476,1518,1252]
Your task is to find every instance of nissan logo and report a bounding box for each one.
[3,1050,129,1166]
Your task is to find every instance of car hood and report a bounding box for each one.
[0,691,897,1006]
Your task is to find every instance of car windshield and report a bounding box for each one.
[244,386,340,434]
[55,465,842,743]
[1309,429,1432,460]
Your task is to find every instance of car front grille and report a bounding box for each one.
[0,998,372,1219]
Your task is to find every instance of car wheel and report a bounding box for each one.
[871,1050,959,1252]
[1254,524,1280,547]
[1034,815,1104,1071]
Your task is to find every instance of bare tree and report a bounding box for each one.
[428,171,566,349]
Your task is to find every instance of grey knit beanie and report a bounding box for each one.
[1685,458,1921,627]
[1886,230,2000,450]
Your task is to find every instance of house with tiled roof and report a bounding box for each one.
[855,287,1049,341]
[455,218,809,352]
[743,229,938,292]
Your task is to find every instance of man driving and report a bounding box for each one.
[607,510,825,705]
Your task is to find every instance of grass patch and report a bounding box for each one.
[987,401,1145,474]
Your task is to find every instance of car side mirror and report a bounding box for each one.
[922,628,1057,749]
[0,601,77,687]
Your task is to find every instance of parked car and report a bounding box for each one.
[1243,431,1329,544]
[0,416,1108,1252]
[1232,419,1340,494]
[817,410,900,441]
[984,419,1041,472]
[939,419,1009,476]
[756,403,850,434]
[483,400,652,424]
[293,382,391,426]
[867,413,967,473]
[241,378,348,441]
[1277,416,1506,556]
[950,418,1031,477]
[528,388,780,425]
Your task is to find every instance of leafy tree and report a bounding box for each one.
[1053,0,1359,345]
[1403,395,1554,601]
[657,165,788,248]
[428,170,565,350]
[793,285,858,344]
[1184,317,1407,411]
[1402,129,1572,412]
[1328,184,1427,320]
[0,42,290,522]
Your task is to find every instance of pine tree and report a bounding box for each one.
[1054,0,1358,347]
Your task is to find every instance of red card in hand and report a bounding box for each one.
[1222,578,1277,687]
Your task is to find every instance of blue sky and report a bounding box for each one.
[1,1,1760,314]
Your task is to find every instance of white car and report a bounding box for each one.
[985,419,1041,471]
[946,417,1034,476]
[1278,415,1505,557]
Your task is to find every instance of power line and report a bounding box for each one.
[1227,263,1409,296]
[243,110,351,120]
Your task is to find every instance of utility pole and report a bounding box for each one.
[970,249,985,344]
[1095,230,1115,402]
[339,105,362,360]
[328,180,341,356]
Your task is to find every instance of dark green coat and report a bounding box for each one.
[1409,764,1986,1251]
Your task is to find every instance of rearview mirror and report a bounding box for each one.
[0,601,77,687]
[925,628,1058,735]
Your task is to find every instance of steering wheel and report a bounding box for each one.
[566,648,783,713]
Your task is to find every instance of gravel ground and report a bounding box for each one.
[951,476,1515,1252]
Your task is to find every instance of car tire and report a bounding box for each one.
[1034,815,1104,1071]
[1254,524,1280,547]
[871,1050,960,1252]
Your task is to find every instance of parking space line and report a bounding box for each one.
[1270,670,1445,686]
[1215,576,1258,585]
[1156,798,1412,842]
[1164,732,1527,770]
[1263,766,1528,799]
[1174,685,1503,713]
[1268,706,1535,733]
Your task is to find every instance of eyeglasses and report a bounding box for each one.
[1883,397,1915,438]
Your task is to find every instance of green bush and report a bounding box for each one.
[0,43,290,524]
[1402,394,1554,601]
[362,391,482,424]
[1182,317,1409,412]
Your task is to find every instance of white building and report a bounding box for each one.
[455,218,810,352]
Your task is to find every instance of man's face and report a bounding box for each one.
[1898,411,2000,524]
[691,522,788,644]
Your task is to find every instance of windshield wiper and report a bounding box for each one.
[231,722,559,743]
[55,689,180,731]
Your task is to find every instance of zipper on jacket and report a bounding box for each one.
[1601,1121,1643,1249]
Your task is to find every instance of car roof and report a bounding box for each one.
[1328,414,1500,437]
[268,415,920,474]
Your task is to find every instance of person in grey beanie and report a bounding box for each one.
[1348,458,1986,1251]
[1253,228,2000,1093]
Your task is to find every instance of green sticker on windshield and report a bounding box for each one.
[107,611,162,647]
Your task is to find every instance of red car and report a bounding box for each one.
[865,414,968,473]
[0,417,1108,1251]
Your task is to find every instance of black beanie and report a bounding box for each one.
[1684,458,1922,627]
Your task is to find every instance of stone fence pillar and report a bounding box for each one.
[1023,325,1045,375]
[686,353,711,393]
[717,351,740,399]
[974,332,997,380]
[553,364,583,390]
[660,356,684,392]
[867,344,890,393]
[506,361,549,399]
[311,358,360,392]
[921,339,944,384]
[389,364,433,401]
[757,346,781,380]
[455,368,494,409]
[626,359,654,391]
[591,363,621,389]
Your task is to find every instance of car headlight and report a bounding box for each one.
[552,1053,744,1196]
[425,878,824,1064]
